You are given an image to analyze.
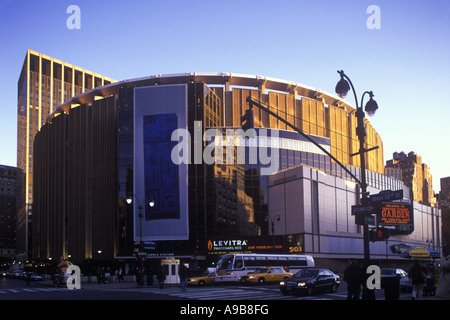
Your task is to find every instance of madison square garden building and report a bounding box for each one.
[32,73,441,271]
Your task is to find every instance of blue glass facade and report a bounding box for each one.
[143,113,180,220]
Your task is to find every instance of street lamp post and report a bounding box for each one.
[335,70,379,266]
[126,194,155,270]
[265,215,280,253]
[335,70,379,299]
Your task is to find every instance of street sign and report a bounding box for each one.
[351,204,374,215]
[355,214,375,226]
[369,190,403,204]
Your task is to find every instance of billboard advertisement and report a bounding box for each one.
[205,234,304,255]
[377,202,414,234]
[134,84,188,241]
[143,113,180,220]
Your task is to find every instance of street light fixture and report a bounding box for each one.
[364,92,378,117]
[335,72,351,99]
[126,195,155,209]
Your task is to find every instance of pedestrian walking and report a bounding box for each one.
[96,267,103,284]
[409,262,427,300]
[343,259,364,300]
[117,267,124,283]
[157,267,166,289]
[105,267,111,283]
[136,268,143,288]
[147,266,154,286]
[179,264,189,292]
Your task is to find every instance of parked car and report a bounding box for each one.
[29,273,43,281]
[240,267,293,284]
[188,272,216,286]
[280,268,340,295]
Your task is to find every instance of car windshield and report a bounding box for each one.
[252,268,269,274]
[381,269,396,276]
[217,255,234,271]
[295,269,319,278]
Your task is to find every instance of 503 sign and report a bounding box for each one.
[288,246,303,253]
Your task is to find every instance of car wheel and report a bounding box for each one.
[330,283,338,293]
[199,280,205,287]
[258,277,265,285]
[307,286,315,295]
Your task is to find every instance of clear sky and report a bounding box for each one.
[1,0,449,192]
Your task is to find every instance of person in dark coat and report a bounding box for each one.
[156,267,166,289]
[136,268,143,288]
[179,264,189,292]
[343,259,364,300]
[409,262,427,300]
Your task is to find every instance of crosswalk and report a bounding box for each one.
[0,286,69,295]
[117,285,349,300]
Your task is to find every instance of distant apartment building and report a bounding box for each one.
[0,165,23,260]
[439,176,450,209]
[385,151,436,207]
[439,177,450,256]
[16,49,115,257]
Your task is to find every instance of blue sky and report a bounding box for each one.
[1,0,449,191]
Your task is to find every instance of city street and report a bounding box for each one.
[1,276,445,319]
[0,276,440,301]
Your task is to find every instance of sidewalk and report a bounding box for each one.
[34,276,171,290]
[399,293,446,300]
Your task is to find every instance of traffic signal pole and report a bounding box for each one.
[355,105,372,269]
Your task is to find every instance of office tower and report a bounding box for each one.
[0,165,23,260]
[16,49,115,256]
[385,151,436,206]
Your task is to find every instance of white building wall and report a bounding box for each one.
[268,165,442,262]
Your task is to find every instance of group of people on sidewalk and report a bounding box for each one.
[96,266,124,284]
[153,263,190,291]
[343,258,447,300]
[135,265,167,288]
[90,263,189,289]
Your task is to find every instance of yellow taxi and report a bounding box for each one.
[187,271,216,286]
[240,267,293,284]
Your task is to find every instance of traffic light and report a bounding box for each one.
[241,109,254,131]
[369,228,390,242]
